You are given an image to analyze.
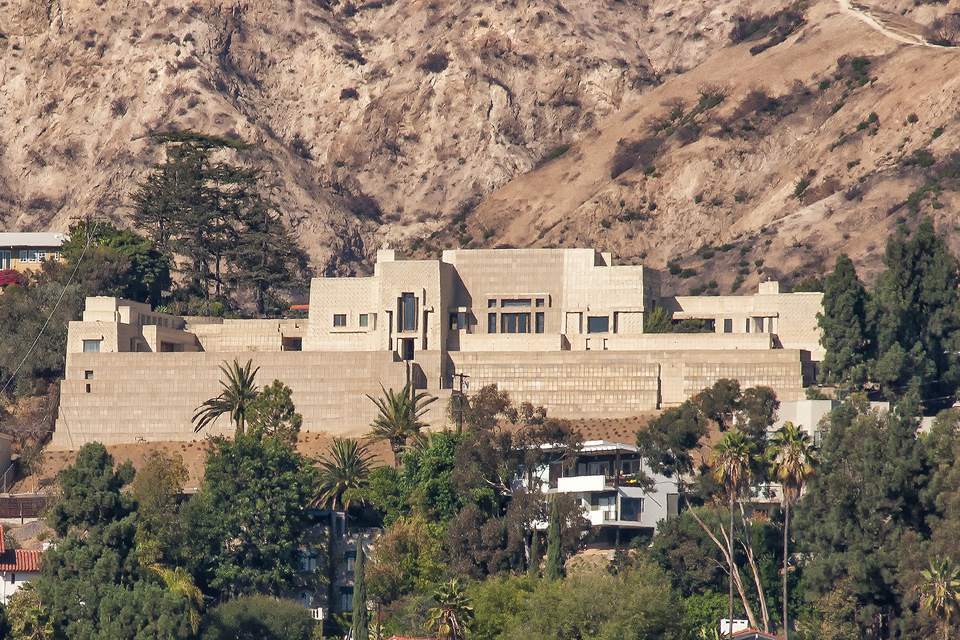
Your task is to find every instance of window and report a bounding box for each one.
[450,312,467,331]
[487,298,497,308]
[398,293,417,332]
[82,339,101,353]
[621,497,643,522]
[488,313,497,334]
[300,554,319,572]
[333,314,347,327]
[589,494,616,508]
[501,298,532,307]
[359,313,369,328]
[0,251,10,269]
[587,316,609,334]
[339,587,354,612]
[501,312,530,333]
[535,298,545,307]
[723,318,733,333]
[535,312,545,334]
[84,370,94,380]
[345,552,356,573]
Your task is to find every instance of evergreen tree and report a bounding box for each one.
[36,444,194,639]
[545,499,564,581]
[817,254,871,387]
[132,131,307,313]
[352,544,369,640]
[528,531,540,578]
[795,394,930,637]
[182,434,319,601]
[871,218,960,400]
[247,379,303,444]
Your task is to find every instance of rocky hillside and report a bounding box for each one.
[2,0,959,285]
[461,0,960,293]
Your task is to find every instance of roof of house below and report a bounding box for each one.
[0,232,67,248]
[0,527,43,572]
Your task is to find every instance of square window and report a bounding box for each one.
[359,314,369,328]
[587,316,609,334]
[536,298,545,307]
[84,370,94,380]
[82,339,101,353]
[333,314,347,327]
[487,299,497,308]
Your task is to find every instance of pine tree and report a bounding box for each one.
[132,131,307,313]
[352,543,369,640]
[872,218,960,399]
[817,254,871,387]
[794,393,929,636]
[545,499,564,580]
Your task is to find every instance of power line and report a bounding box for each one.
[0,221,97,398]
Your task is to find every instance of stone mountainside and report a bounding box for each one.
[1,0,959,285]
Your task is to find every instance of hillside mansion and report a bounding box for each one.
[54,248,823,448]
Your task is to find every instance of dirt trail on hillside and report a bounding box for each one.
[838,0,950,48]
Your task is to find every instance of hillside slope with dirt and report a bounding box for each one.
[458,0,960,293]
[0,0,766,273]
[1,0,958,284]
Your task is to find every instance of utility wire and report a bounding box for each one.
[0,221,97,398]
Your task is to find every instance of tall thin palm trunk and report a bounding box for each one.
[728,492,735,639]
[783,501,790,639]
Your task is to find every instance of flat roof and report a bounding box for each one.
[0,232,67,247]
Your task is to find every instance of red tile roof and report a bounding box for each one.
[0,527,43,572]
[0,549,42,572]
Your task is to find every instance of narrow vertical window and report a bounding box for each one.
[399,293,417,331]
[535,312,545,333]
[487,313,497,334]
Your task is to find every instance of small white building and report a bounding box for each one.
[529,440,680,546]
[0,528,42,605]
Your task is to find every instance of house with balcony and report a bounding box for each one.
[531,440,680,546]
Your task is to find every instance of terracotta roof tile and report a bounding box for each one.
[0,549,42,573]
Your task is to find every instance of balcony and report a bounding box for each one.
[556,475,607,492]
[554,473,647,493]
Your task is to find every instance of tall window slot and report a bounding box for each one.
[398,293,417,332]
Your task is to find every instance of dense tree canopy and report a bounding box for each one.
[182,435,319,601]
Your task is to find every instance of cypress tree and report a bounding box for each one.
[545,499,564,580]
[872,218,960,399]
[352,544,369,640]
[817,254,871,387]
[528,530,540,578]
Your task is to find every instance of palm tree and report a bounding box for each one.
[192,359,260,438]
[768,421,818,639]
[919,557,960,640]
[426,579,474,640]
[366,383,437,466]
[150,564,204,633]
[316,437,374,512]
[713,429,757,640]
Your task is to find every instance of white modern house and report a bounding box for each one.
[530,440,680,545]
